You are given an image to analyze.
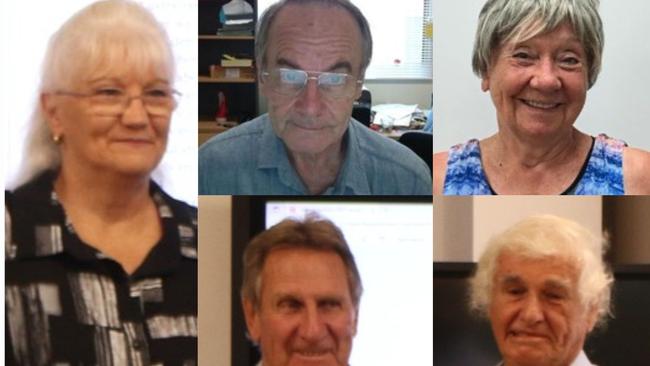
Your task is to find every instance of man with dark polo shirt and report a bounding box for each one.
[199,0,432,195]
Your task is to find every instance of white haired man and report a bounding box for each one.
[470,215,613,366]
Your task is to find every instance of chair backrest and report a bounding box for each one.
[398,131,433,174]
[352,89,372,127]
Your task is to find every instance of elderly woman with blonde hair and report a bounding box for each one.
[5,1,196,364]
[470,215,613,366]
[434,0,650,195]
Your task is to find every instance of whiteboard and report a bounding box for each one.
[433,0,650,152]
[0,0,198,205]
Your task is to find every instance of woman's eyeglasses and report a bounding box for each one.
[55,87,180,117]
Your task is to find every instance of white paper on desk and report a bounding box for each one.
[372,104,419,127]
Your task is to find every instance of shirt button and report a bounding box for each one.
[132,340,143,350]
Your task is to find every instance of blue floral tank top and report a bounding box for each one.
[443,134,626,195]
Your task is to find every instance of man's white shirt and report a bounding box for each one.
[496,350,595,366]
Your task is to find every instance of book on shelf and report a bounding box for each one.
[221,59,253,67]
[221,54,253,67]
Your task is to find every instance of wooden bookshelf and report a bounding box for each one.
[198,0,258,145]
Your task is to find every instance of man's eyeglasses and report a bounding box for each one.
[55,87,180,117]
[261,68,362,99]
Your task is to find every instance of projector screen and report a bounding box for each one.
[265,201,433,366]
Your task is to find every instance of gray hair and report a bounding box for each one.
[472,0,604,88]
[13,0,174,188]
[255,0,373,77]
[241,214,363,310]
[470,215,613,328]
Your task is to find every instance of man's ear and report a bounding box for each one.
[259,66,270,98]
[41,93,64,138]
[243,298,261,343]
[353,82,363,101]
[585,304,600,333]
[352,71,365,101]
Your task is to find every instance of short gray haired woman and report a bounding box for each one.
[5,1,197,364]
[470,215,613,366]
[433,0,650,195]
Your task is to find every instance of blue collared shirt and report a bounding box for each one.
[199,114,432,195]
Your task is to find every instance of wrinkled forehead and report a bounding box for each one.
[494,251,580,286]
[259,247,350,289]
[266,3,363,70]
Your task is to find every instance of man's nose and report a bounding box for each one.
[530,58,562,91]
[298,306,328,342]
[294,78,324,116]
[520,295,545,324]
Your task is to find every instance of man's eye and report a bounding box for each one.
[320,300,342,310]
[507,288,525,296]
[320,73,346,86]
[545,291,565,301]
[280,71,304,84]
[278,299,301,310]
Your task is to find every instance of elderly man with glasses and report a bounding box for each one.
[199,0,432,195]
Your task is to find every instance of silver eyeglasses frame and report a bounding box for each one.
[261,68,363,99]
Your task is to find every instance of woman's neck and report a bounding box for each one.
[490,127,587,169]
[54,163,152,223]
[480,127,593,194]
[53,164,161,275]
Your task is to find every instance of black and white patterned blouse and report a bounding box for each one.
[5,171,197,366]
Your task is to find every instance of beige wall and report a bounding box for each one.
[471,196,602,261]
[434,196,603,262]
[432,196,473,261]
[198,196,232,366]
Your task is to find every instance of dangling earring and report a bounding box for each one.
[53,134,62,144]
